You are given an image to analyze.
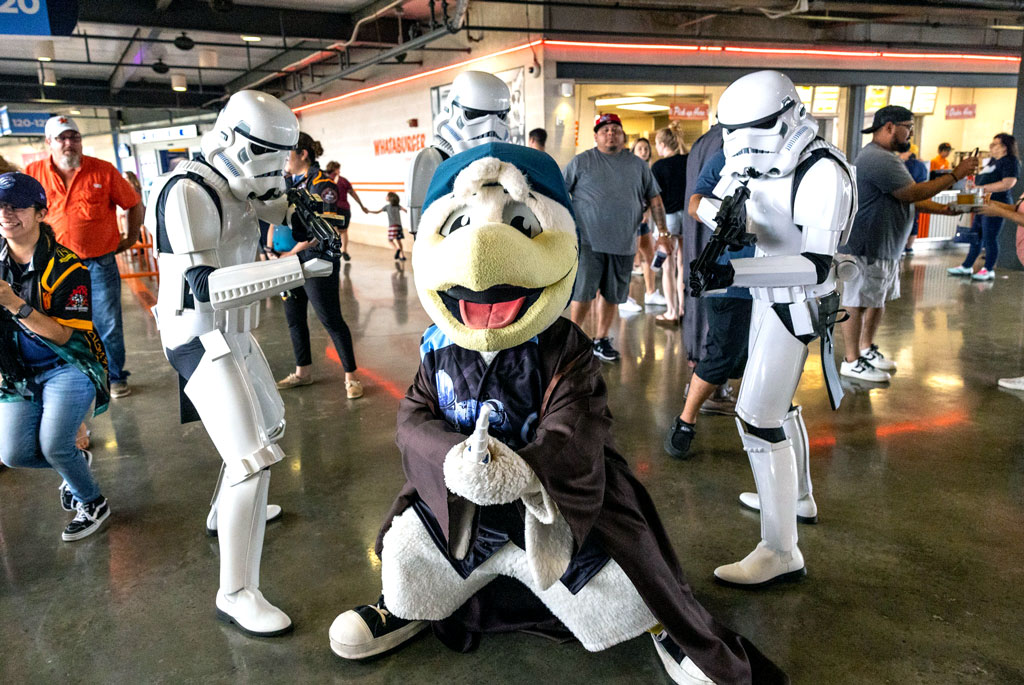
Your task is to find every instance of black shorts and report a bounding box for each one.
[571,243,633,305]
[694,297,752,385]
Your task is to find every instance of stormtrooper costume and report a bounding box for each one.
[695,71,857,587]
[148,90,331,635]
[407,70,511,234]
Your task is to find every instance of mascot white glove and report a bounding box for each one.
[443,437,573,590]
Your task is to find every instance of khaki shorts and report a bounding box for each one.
[838,254,900,308]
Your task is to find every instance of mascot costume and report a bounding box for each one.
[691,70,857,588]
[329,143,788,685]
[149,90,332,636]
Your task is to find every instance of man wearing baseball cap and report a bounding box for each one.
[26,115,142,398]
[563,112,669,362]
[836,105,979,382]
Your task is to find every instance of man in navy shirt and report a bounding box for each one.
[664,150,755,459]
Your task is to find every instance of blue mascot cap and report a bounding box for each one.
[423,142,574,219]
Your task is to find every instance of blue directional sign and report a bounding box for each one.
[0,107,51,136]
[0,0,79,36]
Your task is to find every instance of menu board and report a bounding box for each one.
[889,86,914,109]
[865,86,889,113]
[811,86,841,116]
[795,86,814,109]
[911,86,938,114]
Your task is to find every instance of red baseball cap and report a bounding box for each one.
[594,112,623,132]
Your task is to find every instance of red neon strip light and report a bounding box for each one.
[293,39,1019,114]
[724,46,881,58]
[293,39,543,113]
[544,39,700,51]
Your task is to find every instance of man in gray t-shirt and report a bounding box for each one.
[562,113,667,362]
[837,105,977,382]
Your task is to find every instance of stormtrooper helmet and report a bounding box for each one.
[717,70,818,178]
[201,90,299,202]
[435,71,511,155]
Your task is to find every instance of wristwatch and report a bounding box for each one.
[13,303,33,319]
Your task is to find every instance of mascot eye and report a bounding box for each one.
[502,202,542,239]
[440,210,471,237]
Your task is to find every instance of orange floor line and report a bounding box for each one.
[325,346,406,400]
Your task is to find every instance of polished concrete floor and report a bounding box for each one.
[1,246,1022,684]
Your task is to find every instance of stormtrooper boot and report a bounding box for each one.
[205,464,283,537]
[214,469,292,636]
[738,406,818,524]
[329,594,426,659]
[715,425,805,588]
[651,630,715,685]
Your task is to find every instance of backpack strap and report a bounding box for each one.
[154,171,223,254]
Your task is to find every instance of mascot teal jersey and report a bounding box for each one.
[332,143,788,685]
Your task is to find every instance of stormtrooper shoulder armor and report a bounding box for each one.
[792,153,857,255]
[150,172,223,256]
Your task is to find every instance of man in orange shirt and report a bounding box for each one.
[27,116,142,397]
[930,142,952,172]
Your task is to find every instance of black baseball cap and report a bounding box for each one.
[0,172,47,209]
[862,105,914,134]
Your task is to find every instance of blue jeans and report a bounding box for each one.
[0,364,100,503]
[83,253,129,383]
[962,213,1003,271]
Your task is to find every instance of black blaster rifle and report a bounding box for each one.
[689,183,756,297]
[286,187,348,260]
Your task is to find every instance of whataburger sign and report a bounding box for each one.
[373,134,427,156]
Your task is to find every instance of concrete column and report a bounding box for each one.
[845,85,866,162]
[998,31,1024,270]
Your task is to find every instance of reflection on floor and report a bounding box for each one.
[1,248,1022,683]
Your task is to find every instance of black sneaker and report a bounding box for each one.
[62,496,110,541]
[342,251,351,262]
[592,337,620,362]
[329,595,426,659]
[664,418,696,460]
[59,449,93,511]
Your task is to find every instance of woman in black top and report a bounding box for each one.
[650,128,688,324]
[950,133,1020,281]
[274,133,363,399]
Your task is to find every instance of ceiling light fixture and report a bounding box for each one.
[595,96,654,106]
[152,59,170,75]
[171,74,187,92]
[240,35,262,42]
[40,67,57,87]
[34,40,55,62]
[69,109,81,115]
[199,49,219,69]
[617,104,670,112]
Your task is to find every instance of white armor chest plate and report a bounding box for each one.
[152,164,262,349]
[744,175,802,258]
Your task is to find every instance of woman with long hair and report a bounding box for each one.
[948,133,1020,281]
[273,134,363,399]
[621,138,665,313]
[0,172,112,541]
[650,127,688,324]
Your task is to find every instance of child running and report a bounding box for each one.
[369,192,407,261]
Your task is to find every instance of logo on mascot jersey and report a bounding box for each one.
[65,285,88,313]
[321,188,338,204]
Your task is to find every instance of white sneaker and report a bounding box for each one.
[860,344,896,372]
[840,357,891,383]
[714,541,806,587]
[651,632,715,685]
[998,376,1024,390]
[947,265,973,276]
[618,296,643,313]
[972,268,995,281]
[644,290,667,306]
